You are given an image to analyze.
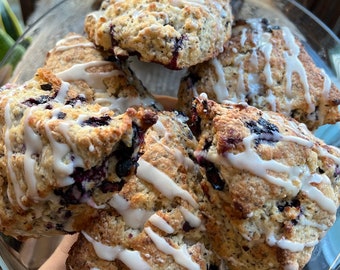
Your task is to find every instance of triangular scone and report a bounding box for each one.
[178,19,340,130]
[84,0,233,69]
[0,70,158,239]
[44,33,160,113]
[66,112,222,269]
[191,95,340,269]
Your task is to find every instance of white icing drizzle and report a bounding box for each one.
[150,132,195,171]
[56,120,84,168]
[85,197,106,209]
[221,134,301,195]
[247,73,260,98]
[282,26,314,113]
[108,194,153,229]
[301,173,337,214]
[56,61,123,91]
[44,110,78,187]
[179,206,201,228]
[55,34,84,46]
[249,49,259,69]
[260,42,273,86]
[211,58,229,102]
[172,148,195,170]
[210,129,335,213]
[54,81,70,103]
[82,231,151,270]
[144,227,200,270]
[136,158,198,208]
[246,18,265,47]
[23,107,43,200]
[265,90,277,111]
[53,33,95,52]
[4,99,26,209]
[266,232,318,252]
[148,214,174,234]
[54,42,95,52]
[151,119,170,139]
[299,215,328,231]
[240,28,248,47]
[318,146,340,166]
[279,134,313,147]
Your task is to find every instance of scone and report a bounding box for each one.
[178,18,340,130]
[191,95,340,269]
[67,208,219,270]
[66,111,223,269]
[0,69,158,239]
[44,32,161,112]
[84,0,233,69]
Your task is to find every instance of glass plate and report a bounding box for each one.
[0,0,339,269]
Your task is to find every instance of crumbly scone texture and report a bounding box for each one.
[177,18,340,130]
[66,112,222,269]
[84,0,233,69]
[190,96,340,270]
[0,69,158,239]
[44,32,161,112]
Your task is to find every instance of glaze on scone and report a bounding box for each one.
[44,33,160,112]
[191,95,340,269]
[178,18,340,130]
[66,112,222,269]
[0,69,158,239]
[84,0,233,69]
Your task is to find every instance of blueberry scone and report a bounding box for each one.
[0,69,158,239]
[66,111,223,269]
[178,18,340,130]
[84,0,233,69]
[44,32,160,112]
[191,95,340,269]
[67,208,219,270]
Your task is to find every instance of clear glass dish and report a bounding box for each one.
[0,0,339,269]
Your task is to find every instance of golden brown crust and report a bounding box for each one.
[0,68,158,239]
[66,112,222,269]
[178,19,340,130]
[84,0,233,69]
[44,33,161,112]
[191,96,340,269]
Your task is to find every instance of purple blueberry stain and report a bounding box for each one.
[167,34,187,70]
[182,221,194,232]
[81,115,112,127]
[277,198,302,226]
[277,198,301,212]
[99,180,125,193]
[188,106,202,138]
[40,83,53,91]
[196,140,226,191]
[54,160,109,205]
[116,157,139,178]
[114,123,144,178]
[65,95,86,107]
[57,111,66,119]
[22,95,51,107]
[245,117,280,145]
[334,165,340,177]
